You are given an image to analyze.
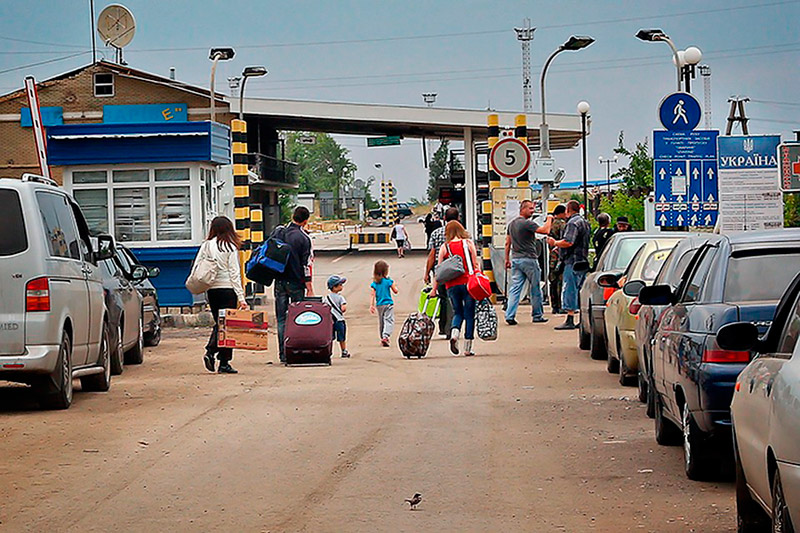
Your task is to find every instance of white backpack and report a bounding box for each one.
[185,241,218,294]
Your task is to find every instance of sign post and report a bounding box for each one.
[490,187,533,248]
[717,135,783,232]
[24,76,50,179]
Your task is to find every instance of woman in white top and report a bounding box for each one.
[201,216,248,374]
[392,220,407,258]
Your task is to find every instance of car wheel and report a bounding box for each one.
[606,331,620,374]
[683,402,711,480]
[37,330,73,410]
[646,374,656,419]
[637,371,648,403]
[111,321,124,376]
[589,315,607,361]
[578,313,590,350]
[654,391,681,446]
[124,315,144,365]
[144,326,161,347]
[81,321,111,392]
[734,433,770,532]
[772,469,793,533]
[618,335,635,386]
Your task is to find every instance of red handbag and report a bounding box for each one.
[463,241,492,300]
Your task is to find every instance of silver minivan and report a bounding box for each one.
[0,174,114,409]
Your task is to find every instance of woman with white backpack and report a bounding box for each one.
[187,216,248,374]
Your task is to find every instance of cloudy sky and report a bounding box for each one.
[1,0,798,201]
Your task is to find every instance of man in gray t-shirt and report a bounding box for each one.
[503,199,553,324]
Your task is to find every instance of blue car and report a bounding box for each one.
[638,229,800,481]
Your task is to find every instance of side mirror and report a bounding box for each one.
[94,234,115,262]
[147,266,161,278]
[573,260,590,273]
[623,280,647,297]
[597,273,621,288]
[131,265,148,282]
[716,322,760,352]
[638,284,674,306]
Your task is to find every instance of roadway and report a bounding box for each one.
[0,248,735,532]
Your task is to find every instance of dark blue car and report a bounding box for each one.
[638,229,800,481]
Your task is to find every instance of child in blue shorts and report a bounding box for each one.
[325,275,350,358]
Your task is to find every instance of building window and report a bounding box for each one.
[73,170,107,184]
[156,186,191,240]
[113,169,148,183]
[93,73,114,97]
[155,168,190,182]
[114,188,151,242]
[72,189,108,234]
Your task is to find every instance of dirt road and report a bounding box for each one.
[0,250,735,532]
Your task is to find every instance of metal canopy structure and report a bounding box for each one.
[230,97,586,149]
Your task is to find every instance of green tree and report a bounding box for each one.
[598,191,645,231]
[428,139,456,202]
[612,132,653,197]
[285,132,357,217]
[785,193,800,227]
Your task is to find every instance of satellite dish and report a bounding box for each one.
[97,4,136,49]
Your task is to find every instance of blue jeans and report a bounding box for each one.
[505,257,544,321]
[447,284,476,340]
[562,264,586,312]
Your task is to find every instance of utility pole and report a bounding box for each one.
[514,18,535,113]
[699,65,711,129]
[725,96,750,135]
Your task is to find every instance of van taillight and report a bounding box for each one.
[629,298,642,315]
[26,277,50,312]
[702,349,750,363]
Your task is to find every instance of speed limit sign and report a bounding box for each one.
[489,137,531,179]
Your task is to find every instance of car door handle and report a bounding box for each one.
[749,378,755,393]
[766,377,775,396]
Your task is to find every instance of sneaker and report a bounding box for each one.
[341,350,351,358]
[203,352,216,372]
[532,317,549,323]
[218,364,238,374]
[449,328,460,355]
[464,339,474,356]
[381,337,390,347]
[505,318,518,326]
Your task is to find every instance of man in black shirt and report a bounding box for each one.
[592,212,614,268]
[274,206,314,363]
[547,200,590,330]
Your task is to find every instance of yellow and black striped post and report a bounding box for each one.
[231,119,250,289]
[388,180,398,223]
[488,114,501,191]
[481,114,500,299]
[380,179,390,226]
[250,205,265,298]
[515,114,529,189]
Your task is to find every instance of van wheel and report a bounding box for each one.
[82,321,111,392]
[683,403,711,480]
[589,317,606,361]
[734,434,769,532]
[654,392,681,446]
[771,470,793,533]
[38,330,73,410]
[124,316,144,365]
[111,321,124,376]
[578,314,590,350]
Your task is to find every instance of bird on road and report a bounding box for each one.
[405,493,422,510]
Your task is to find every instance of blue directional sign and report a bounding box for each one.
[658,92,702,132]
[653,130,719,227]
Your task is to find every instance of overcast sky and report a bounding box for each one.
[1,0,798,201]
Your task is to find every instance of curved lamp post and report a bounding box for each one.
[239,66,267,120]
[577,100,590,218]
[599,155,618,193]
[208,47,235,123]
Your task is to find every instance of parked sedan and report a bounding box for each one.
[635,235,710,417]
[717,272,800,532]
[639,229,800,481]
[600,237,682,385]
[114,245,161,346]
[579,232,656,360]
[98,250,145,375]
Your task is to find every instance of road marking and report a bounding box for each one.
[332,254,347,264]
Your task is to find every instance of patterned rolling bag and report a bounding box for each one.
[475,299,498,341]
[398,312,435,358]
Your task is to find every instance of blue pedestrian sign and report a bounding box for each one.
[658,92,702,132]
[653,130,719,227]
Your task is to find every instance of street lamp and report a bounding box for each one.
[239,65,268,120]
[599,155,618,193]
[680,46,702,93]
[577,101,590,219]
[328,165,344,218]
[208,47,235,123]
[635,29,682,91]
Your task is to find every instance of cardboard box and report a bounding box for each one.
[218,309,270,351]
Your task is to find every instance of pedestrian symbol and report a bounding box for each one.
[658,92,701,132]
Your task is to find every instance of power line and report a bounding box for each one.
[0,51,90,76]
[750,99,800,108]
[0,35,86,49]
[749,117,800,125]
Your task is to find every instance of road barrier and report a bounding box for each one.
[350,233,391,246]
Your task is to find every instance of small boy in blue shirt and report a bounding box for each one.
[325,275,350,358]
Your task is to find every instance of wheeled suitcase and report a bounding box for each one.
[284,300,333,365]
[398,312,435,358]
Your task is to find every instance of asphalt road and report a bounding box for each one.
[0,249,736,532]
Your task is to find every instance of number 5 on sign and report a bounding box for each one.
[490,137,531,180]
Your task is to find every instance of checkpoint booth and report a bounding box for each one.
[52,120,233,307]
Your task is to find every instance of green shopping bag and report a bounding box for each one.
[418,286,441,319]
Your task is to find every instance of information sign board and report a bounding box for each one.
[778,142,800,192]
[491,187,532,247]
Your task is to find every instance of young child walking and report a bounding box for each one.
[324,275,350,358]
[370,260,399,347]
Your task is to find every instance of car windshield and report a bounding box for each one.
[0,189,27,256]
[641,249,671,281]
[725,251,800,302]
[611,238,649,270]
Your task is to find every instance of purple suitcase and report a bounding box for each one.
[284,301,333,365]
